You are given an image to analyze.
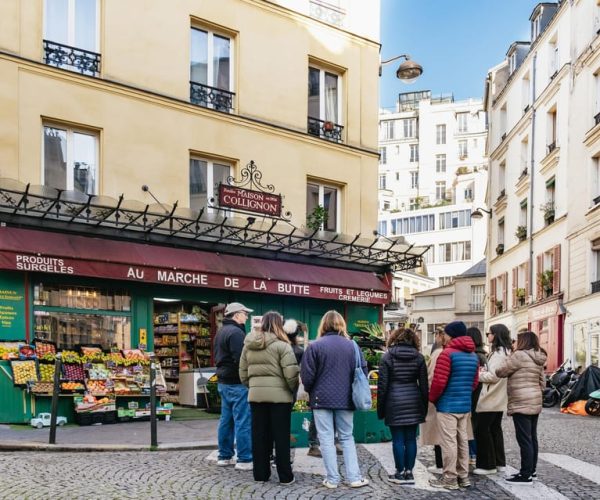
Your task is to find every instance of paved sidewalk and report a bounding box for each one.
[0,418,219,451]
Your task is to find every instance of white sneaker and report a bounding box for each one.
[497,466,507,472]
[427,466,443,474]
[473,468,497,475]
[216,458,236,466]
[234,462,253,471]
[349,478,370,488]
[322,479,338,489]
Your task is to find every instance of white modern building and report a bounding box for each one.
[378,91,488,286]
[484,0,600,371]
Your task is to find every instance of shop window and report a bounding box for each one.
[306,181,339,232]
[190,26,234,111]
[42,124,99,195]
[189,157,230,211]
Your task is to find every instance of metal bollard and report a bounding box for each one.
[150,357,157,448]
[49,353,62,445]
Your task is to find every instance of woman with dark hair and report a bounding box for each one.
[466,326,486,466]
[473,324,511,475]
[300,310,369,489]
[239,311,299,484]
[377,328,428,485]
[496,331,547,484]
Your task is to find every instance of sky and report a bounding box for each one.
[380,0,542,109]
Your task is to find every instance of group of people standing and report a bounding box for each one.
[213,301,547,490]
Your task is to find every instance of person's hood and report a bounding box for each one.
[244,330,278,351]
[388,343,419,361]
[446,335,475,353]
[523,348,547,366]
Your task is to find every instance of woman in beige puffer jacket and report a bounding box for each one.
[495,331,547,484]
[239,311,299,484]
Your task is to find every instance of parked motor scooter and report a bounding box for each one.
[585,389,600,416]
[543,359,578,408]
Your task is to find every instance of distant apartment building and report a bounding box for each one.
[383,270,437,331]
[484,0,600,371]
[378,91,489,286]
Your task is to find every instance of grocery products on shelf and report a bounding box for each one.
[11,360,38,386]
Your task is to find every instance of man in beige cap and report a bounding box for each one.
[214,302,254,470]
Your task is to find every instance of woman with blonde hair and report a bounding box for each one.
[239,311,299,484]
[300,310,369,489]
[377,328,428,485]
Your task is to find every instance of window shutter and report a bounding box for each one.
[553,244,561,294]
[503,272,508,309]
[512,267,518,308]
[536,254,543,300]
[490,278,497,315]
[524,261,530,299]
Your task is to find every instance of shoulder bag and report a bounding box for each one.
[351,340,372,410]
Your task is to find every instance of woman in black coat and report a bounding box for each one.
[377,328,428,485]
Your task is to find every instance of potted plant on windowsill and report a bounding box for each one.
[538,270,554,298]
[323,120,335,132]
[516,287,526,306]
[495,300,504,314]
[516,225,527,242]
[306,205,329,232]
[540,202,555,224]
[496,243,504,255]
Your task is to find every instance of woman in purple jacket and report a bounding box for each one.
[300,310,370,490]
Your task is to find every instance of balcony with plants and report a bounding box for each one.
[516,225,527,242]
[538,270,554,299]
[540,202,555,225]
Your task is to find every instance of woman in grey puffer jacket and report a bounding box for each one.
[496,331,547,484]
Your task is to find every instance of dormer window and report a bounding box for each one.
[509,52,517,74]
[532,14,541,40]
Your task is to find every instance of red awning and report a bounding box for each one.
[0,227,390,304]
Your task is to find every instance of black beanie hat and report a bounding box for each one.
[444,321,467,339]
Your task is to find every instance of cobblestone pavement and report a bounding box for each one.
[1,408,599,499]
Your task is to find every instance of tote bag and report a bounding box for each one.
[352,341,372,410]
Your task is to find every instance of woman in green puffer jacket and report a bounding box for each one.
[239,311,299,485]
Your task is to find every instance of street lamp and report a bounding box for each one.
[380,54,423,84]
[470,207,492,219]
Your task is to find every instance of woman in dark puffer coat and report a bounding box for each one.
[377,328,428,485]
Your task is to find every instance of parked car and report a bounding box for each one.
[30,413,67,429]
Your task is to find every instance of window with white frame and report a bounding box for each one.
[408,198,419,211]
[500,104,507,138]
[439,210,472,230]
[592,239,600,286]
[379,174,387,190]
[307,181,339,232]
[43,124,98,195]
[593,156,600,204]
[435,181,446,201]
[422,246,435,264]
[379,147,387,165]
[470,285,484,311]
[378,220,387,236]
[403,118,417,138]
[380,120,395,140]
[520,199,528,228]
[522,74,531,111]
[498,217,505,246]
[191,27,233,110]
[439,241,471,263]
[547,107,557,149]
[393,214,435,234]
[308,66,342,132]
[457,112,468,133]
[383,201,390,211]
[410,171,419,189]
[521,137,529,173]
[508,51,517,74]
[436,154,446,173]
[409,144,419,162]
[464,185,474,202]
[436,124,446,145]
[548,36,558,77]
[532,14,541,40]
[499,161,506,194]
[44,0,98,52]
[458,139,468,158]
[190,157,230,211]
[595,71,600,118]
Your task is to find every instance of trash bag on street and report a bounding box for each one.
[560,400,588,416]
[561,365,600,408]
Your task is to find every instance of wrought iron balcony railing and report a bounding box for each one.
[307,116,344,143]
[547,141,557,154]
[592,280,600,294]
[595,111,600,126]
[309,0,346,27]
[43,40,101,76]
[190,81,235,112]
[469,303,484,312]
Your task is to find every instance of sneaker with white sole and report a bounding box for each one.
[496,466,507,472]
[505,474,532,484]
[234,462,253,471]
[349,478,369,488]
[322,479,338,489]
[429,478,459,490]
[216,458,236,466]
[427,466,444,474]
[473,468,497,475]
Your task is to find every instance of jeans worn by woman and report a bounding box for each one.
[390,425,418,473]
[313,409,362,485]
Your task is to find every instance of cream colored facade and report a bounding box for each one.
[0,0,381,235]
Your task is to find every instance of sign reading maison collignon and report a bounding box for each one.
[218,184,282,217]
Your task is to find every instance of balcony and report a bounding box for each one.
[384,301,401,311]
[190,82,235,112]
[592,280,600,294]
[307,117,344,143]
[595,112,600,126]
[309,0,346,27]
[43,39,101,76]
[547,141,557,155]
[469,303,484,312]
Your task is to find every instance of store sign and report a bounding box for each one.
[528,300,560,322]
[0,272,26,340]
[218,184,282,217]
[1,253,389,305]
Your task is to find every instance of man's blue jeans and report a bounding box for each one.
[313,409,362,484]
[217,383,252,462]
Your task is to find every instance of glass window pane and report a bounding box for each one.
[308,67,320,118]
[45,0,68,44]
[73,132,97,194]
[190,28,208,84]
[213,34,230,90]
[323,186,337,231]
[324,72,338,123]
[213,163,230,197]
[74,0,96,51]
[190,159,208,210]
[44,126,67,190]
[306,183,319,217]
